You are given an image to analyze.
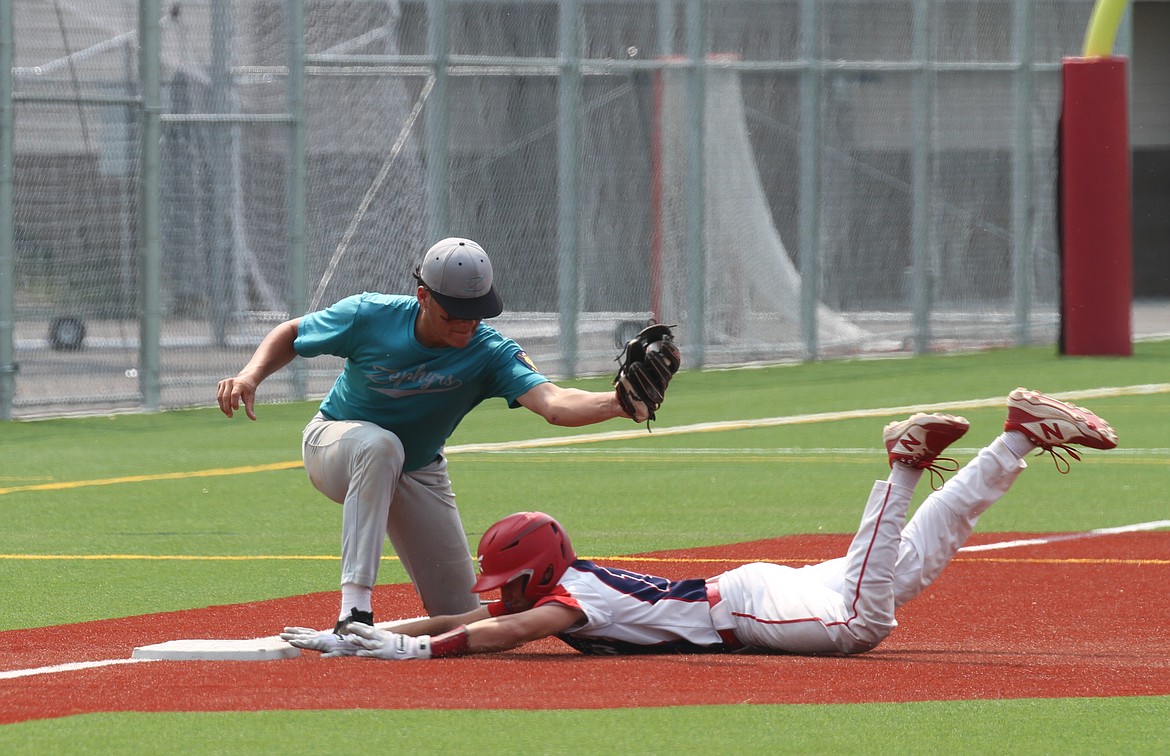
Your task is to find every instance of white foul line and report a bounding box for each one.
[959,520,1170,552]
[0,620,425,680]
[0,656,156,680]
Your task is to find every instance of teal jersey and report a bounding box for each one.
[295,293,549,471]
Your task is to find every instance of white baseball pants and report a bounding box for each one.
[715,437,1026,654]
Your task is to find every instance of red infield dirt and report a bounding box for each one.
[2,531,1168,724]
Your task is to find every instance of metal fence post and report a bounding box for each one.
[138,0,162,411]
[1012,1,1035,346]
[425,0,449,241]
[685,0,706,367]
[557,0,582,377]
[798,0,821,361]
[288,0,308,399]
[0,0,15,419]
[910,0,934,354]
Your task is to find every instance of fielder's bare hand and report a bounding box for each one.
[216,318,301,422]
[217,375,259,421]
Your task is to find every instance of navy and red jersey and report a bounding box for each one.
[534,561,727,655]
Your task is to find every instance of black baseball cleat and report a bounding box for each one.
[334,608,374,636]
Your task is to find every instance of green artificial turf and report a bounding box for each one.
[1,342,1167,748]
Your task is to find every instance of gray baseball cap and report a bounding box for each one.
[416,237,504,320]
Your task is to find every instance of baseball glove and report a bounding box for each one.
[614,323,681,426]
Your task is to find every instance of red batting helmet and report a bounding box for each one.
[471,512,576,601]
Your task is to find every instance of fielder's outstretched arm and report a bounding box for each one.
[517,381,631,426]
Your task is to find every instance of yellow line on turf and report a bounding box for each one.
[3,383,1165,497]
[0,461,303,495]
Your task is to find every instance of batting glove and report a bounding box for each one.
[345,623,432,660]
[280,626,361,658]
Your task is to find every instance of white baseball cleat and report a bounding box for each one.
[883,413,970,487]
[1004,388,1117,450]
[1004,388,1117,472]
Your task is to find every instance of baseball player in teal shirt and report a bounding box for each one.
[217,238,667,632]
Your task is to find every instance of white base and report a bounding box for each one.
[128,616,430,661]
[131,636,300,661]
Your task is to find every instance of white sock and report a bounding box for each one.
[1000,430,1037,460]
[887,463,923,491]
[340,583,373,620]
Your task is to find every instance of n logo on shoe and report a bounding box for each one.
[900,433,922,451]
[1039,422,1065,441]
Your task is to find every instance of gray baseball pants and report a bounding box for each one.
[301,413,480,616]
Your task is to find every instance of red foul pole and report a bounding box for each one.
[1059,56,1132,356]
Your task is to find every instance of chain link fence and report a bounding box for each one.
[2,0,1097,418]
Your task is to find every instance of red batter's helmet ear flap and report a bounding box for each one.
[471,512,577,601]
